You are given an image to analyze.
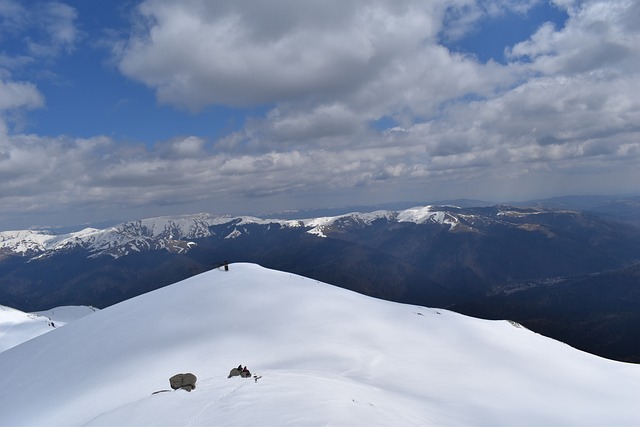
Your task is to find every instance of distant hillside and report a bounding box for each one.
[516,195,640,227]
[452,262,640,363]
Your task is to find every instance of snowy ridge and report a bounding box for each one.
[80,214,237,257]
[234,215,302,228]
[0,305,98,353]
[0,214,226,258]
[0,206,563,258]
[0,229,59,254]
[34,306,99,327]
[397,206,459,229]
[223,216,304,239]
[304,210,397,237]
[0,213,310,259]
[0,263,638,426]
[0,305,55,353]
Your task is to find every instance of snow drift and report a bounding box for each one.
[0,263,638,426]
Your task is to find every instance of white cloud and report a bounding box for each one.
[0,80,44,110]
[113,0,528,148]
[155,136,206,159]
[508,0,640,75]
[27,1,80,57]
[441,0,542,42]
[2,0,640,227]
[0,1,81,137]
[0,1,79,60]
[115,0,449,111]
[264,103,365,144]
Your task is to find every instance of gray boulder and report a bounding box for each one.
[169,373,197,391]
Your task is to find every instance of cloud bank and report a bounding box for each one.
[1,0,640,227]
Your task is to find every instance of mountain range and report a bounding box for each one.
[1,198,640,362]
[1,264,639,426]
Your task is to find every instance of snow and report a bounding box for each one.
[304,216,335,237]
[0,263,639,426]
[224,228,242,239]
[304,210,396,236]
[1,208,470,259]
[0,229,56,253]
[34,306,99,327]
[0,305,54,353]
[235,216,302,228]
[397,206,459,229]
[0,305,98,353]
[0,214,305,258]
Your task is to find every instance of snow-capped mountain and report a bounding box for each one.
[0,205,575,259]
[1,263,638,426]
[0,214,233,259]
[0,211,367,258]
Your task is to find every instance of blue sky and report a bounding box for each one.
[22,1,258,143]
[1,0,639,229]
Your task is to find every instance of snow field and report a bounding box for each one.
[0,263,639,426]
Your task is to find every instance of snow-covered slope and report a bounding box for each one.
[0,305,54,353]
[0,305,98,353]
[0,263,638,426]
[34,305,99,327]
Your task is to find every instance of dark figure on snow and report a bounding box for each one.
[241,366,251,378]
[228,365,251,378]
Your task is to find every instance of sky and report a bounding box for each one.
[1,0,639,229]
[2,263,640,426]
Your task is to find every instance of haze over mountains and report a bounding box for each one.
[1,264,639,426]
[1,196,640,363]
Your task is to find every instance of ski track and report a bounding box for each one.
[184,375,250,427]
